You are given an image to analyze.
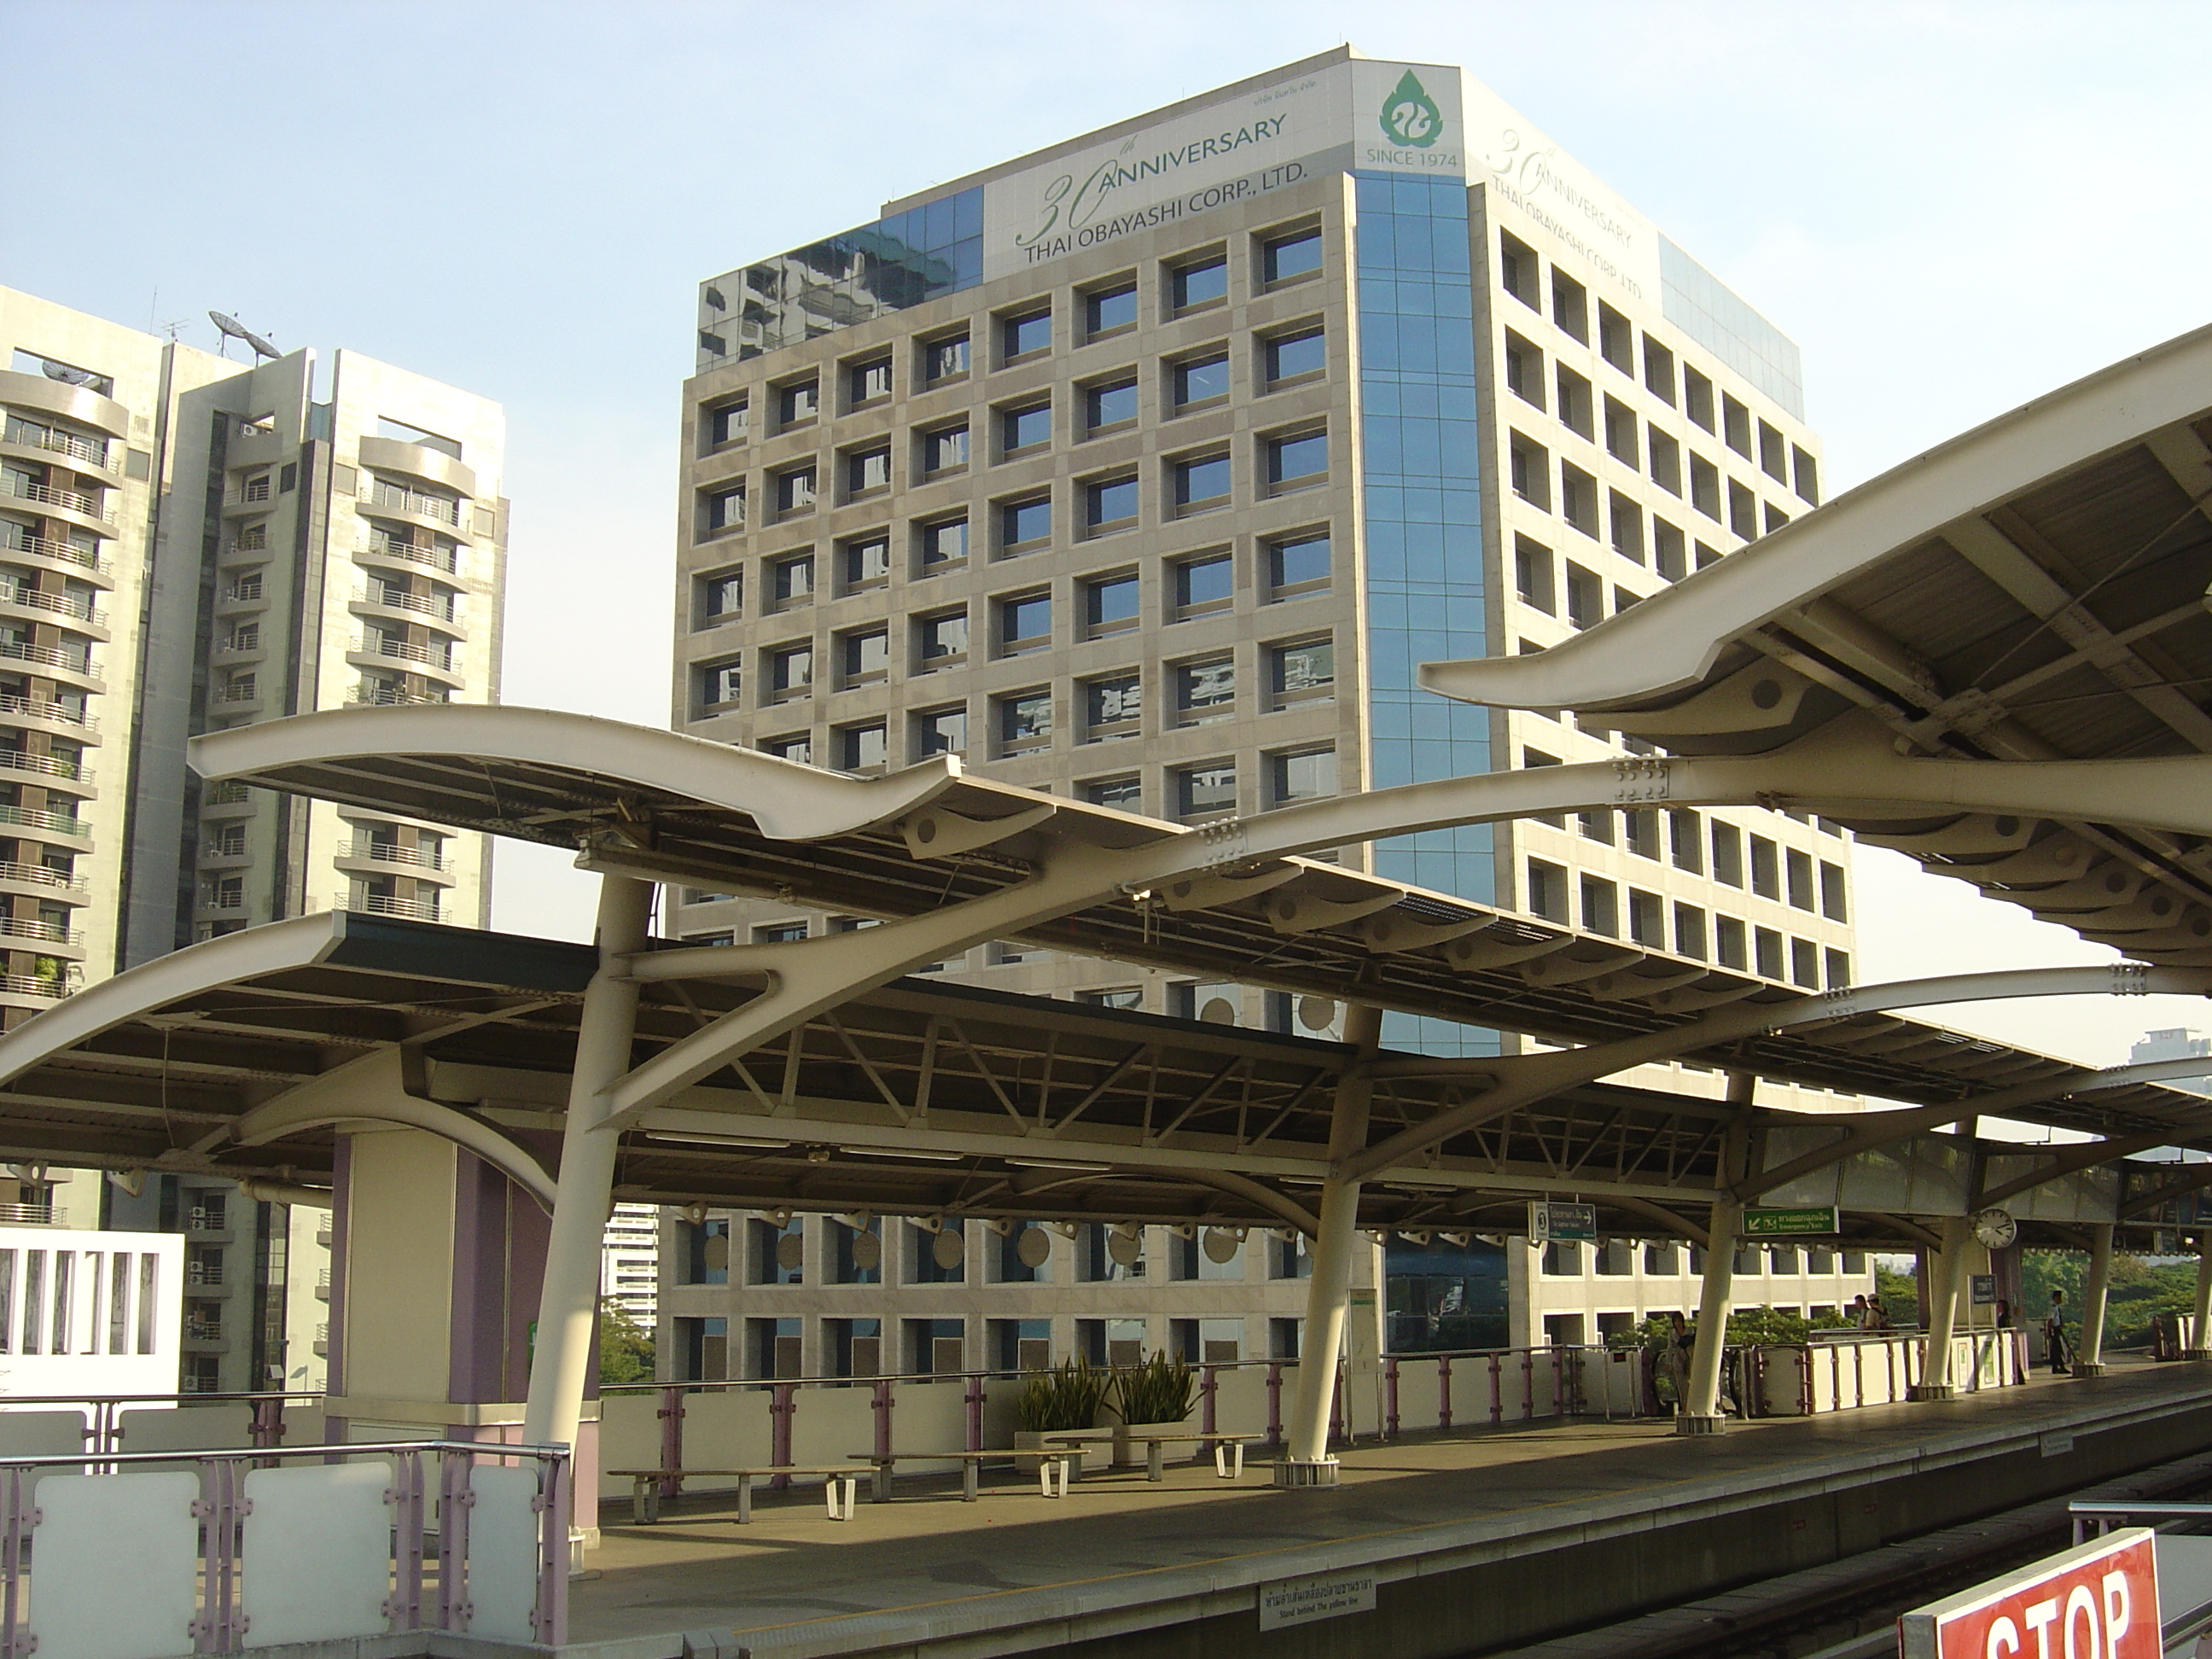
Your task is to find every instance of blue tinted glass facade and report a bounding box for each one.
[1353,172,1494,1057]
[697,187,984,368]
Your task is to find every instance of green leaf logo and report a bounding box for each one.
[1379,70,1443,148]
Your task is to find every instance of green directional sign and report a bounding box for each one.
[1741,1206,1840,1237]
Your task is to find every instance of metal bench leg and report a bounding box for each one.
[737,1476,753,1526]
[1148,1441,1163,1483]
[963,1461,979,1502]
[1214,1444,1230,1479]
[871,1462,891,1503]
[1039,1458,1068,1499]
[826,1477,857,1522]
[633,1477,650,1524]
[1231,1442,1244,1479]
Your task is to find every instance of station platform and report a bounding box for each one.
[568,1356,2212,1659]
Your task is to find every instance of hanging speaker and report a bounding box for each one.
[775,1231,804,1272]
[933,1227,965,1271]
[1016,1225,1051,1268]
[850,1229,882,1272]
[1202,1226,1243,1264]
[1107,1228,1143,1266]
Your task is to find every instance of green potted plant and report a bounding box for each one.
[1013,1359,1109,1470]
[1109,1351,1197,1467]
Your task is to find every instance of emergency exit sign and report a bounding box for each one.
[1741,1207,1840,1237]
[1897,1527,2158,1657]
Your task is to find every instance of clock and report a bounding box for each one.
[1972,1208,2018,1250]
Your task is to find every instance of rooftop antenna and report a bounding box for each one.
[208,311,280,361]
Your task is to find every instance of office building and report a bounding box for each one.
[2133,1027,2212,1098]
[2,287,509,1389]
[661,49,1855,1374]
[602,1202,661,1327]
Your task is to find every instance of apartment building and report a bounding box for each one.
[1,287,509,1390]
[602,1202,661,1327]
[661,50,1857,1374]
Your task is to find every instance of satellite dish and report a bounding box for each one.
[1202,1226,1243,1264]
[1199,997,1237,1026]
[1297,995,1336,1032]
[209,311,279,360]
[242,329,279,360]
[41,362,95,387]
[1972,1208,2018,1250]
[1015,1225,1051,1268]
[932,1228,964,1271]
[1107,1228,1143,1266]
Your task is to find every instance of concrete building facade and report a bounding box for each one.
[660,51,1859,1375]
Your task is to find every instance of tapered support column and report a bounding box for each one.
[1276,1004,1382,1488]
[523,876,653,1453]
[1677,1198,1739,1435]
[1911,1216,1970,1400]
[2074,1224,2114,1377]
[2187,1247,2212,1359]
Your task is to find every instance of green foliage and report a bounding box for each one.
[1620,1306,1849,1353]
[1015,1359,1109,1433]
[1875,1263,1919,1324]
[598,1299,655,1385]
[2026,1249,2197,1350]
[1112,1351,1196,1424]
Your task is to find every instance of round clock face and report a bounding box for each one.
[1973,1208,2018,1249]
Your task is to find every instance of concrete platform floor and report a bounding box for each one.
[572,1355,2202,1657]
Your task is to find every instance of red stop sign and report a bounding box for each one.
[1899,1528,2159,1658]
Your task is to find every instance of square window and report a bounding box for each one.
[1269,748,1335,804]
[922,423,969,474]
[998,591,1051,652]
[1085,572,1139,632]
[707,399,748,447]
[848,358,892,405]
[1555,365,1593,439]
[1173,352,1230,408]
[1503,329,1545,410]
[1177,762,1237,818]
[841,627,888,682]
[998,690,1052,750]
[1261,227,1323,284]
[923,333,969,382]
[1551,271,1589,342]
[1267,532,1330,595]
[697,569,742,623]
[1175,656,1235,723]
[841,534,889,587]
[1170,253,1229,311]
[776,380,818,426]
[919,515,969,568]
[1509,433,1551,509]
[838,723,888,771]
[1085,282,1138,336]
[1580,874,1618,936]
[1716,916,1747,969]
[1685,367,1716,432]
[1514,537,1555,614]
[767,642,813,696]
[1264,327,1326,384]
[1086,672,1142,732]
[913,705,966,758]
[763,733,812,765]
[917,608,969,662]
[696,659,741,709]
[770,554,814,606]
[1268,637,1334,701]
[1649,428,1683,496]
[704,485,745,533]
[1085,376,1138,432]
[1598,302,1633,375]
[1173,451,1231,510]
[845,445,891,495]
[1084,774,1141,811]
[1001,399,1051,453]
[1175,553,1232,612]
[1002,306,1052,360]
[1085,474,1139,531]
[774,466,817,515]
[1499,231,1540,308]
[999,494,1051,552]
[1643,337,1677,405]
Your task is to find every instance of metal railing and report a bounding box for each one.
[337,839,447,871]
[0,1203,56,1225]
[0,476,109,524]
[0,534,107,574]
[358,634,453,670]
[346,684,449,708]
[355,894,439,922]
[0,694,95,731]
[2073,1499,2212,1544]
[363,480,460,527]
[355,586,457,622]
[0,862,86,896]
[0,586,102,626]
[360,538,459,573]
[185,1262,224,1286]
[0,640,93,676]
[0,804,87,838]
[0,749,81,783]
[1,420,110,470]
[0,975,72,1002]
[218,680,257,703]
[0,1437,567,1654]
[0,917,80,946]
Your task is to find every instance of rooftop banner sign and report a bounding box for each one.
[1896,1527,2158,1658]
[981,59,1464,282]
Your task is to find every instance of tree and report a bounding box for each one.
[599,1299,655,1385]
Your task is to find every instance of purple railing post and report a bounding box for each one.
[1200,1365,1219,1436]
[1265,1362,1284,1446]
[656,1384,686,1505]
[189,1455,246,1650]
[384,1449,426,1632]
[1489,1353,1504,1425]
[769,1384,796,1489]
[1522,1348,1536,1420]
[534,1450,570,1645]
[873,1377,894,1460]
[1383,1359,1400,1438]
[1,1467,26,1659]
[963,1373,985,1452]
[1438,1356,1453,1431]
[438,1448,475,1631]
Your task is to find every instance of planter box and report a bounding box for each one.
[1014,1428,1102,1474]
[1111,1419,1196,1469]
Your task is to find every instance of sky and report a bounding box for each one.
[8,0,2210,1070]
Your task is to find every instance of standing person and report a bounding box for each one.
[1853,1294,1879,1331]
[2045,1289,2070,1375]
[1994,1299,2015,1329]
[1655,1311,1691,1412]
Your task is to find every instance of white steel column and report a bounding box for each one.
[523,875,653,1450]
[1276,1003,1382,1487]
[2075,1223,2115,1377]
[1912,1216,1970,1400]
[2188,1248,2212,1359]
[1679,1071,1755,1435]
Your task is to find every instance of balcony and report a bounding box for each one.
[0,1202,59,1225]
[360,480,460,527]
[358,538,459,575]
[187,1207,230,1234]
[202,781,250,806]
[0,973,74,1002]
[0,640,97,680]
[0,533,109,578]
[0,749,83,785]
[346,684,450,708]
[356,634,455,672]
[0,585,106,629]
[355,893,439,922]
[314,1269,331,1302]
[184,1319,224,1344]
[0,694,96,733]
[312,1322,329,1357]
[0,803,90,840]
[0,917,82,949]
[0,474,111,526]
[352,586,457,624]
[2,420,111,471]
[0,861,87,898]
[185,1263,228,1290]
[337,838,447,872]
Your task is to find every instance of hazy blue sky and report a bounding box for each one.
[10,1,2209,1066]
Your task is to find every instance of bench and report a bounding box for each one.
[1053,1432,1260,1482]
[845,1448,1081,1503]
[609,1466,864,1525]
